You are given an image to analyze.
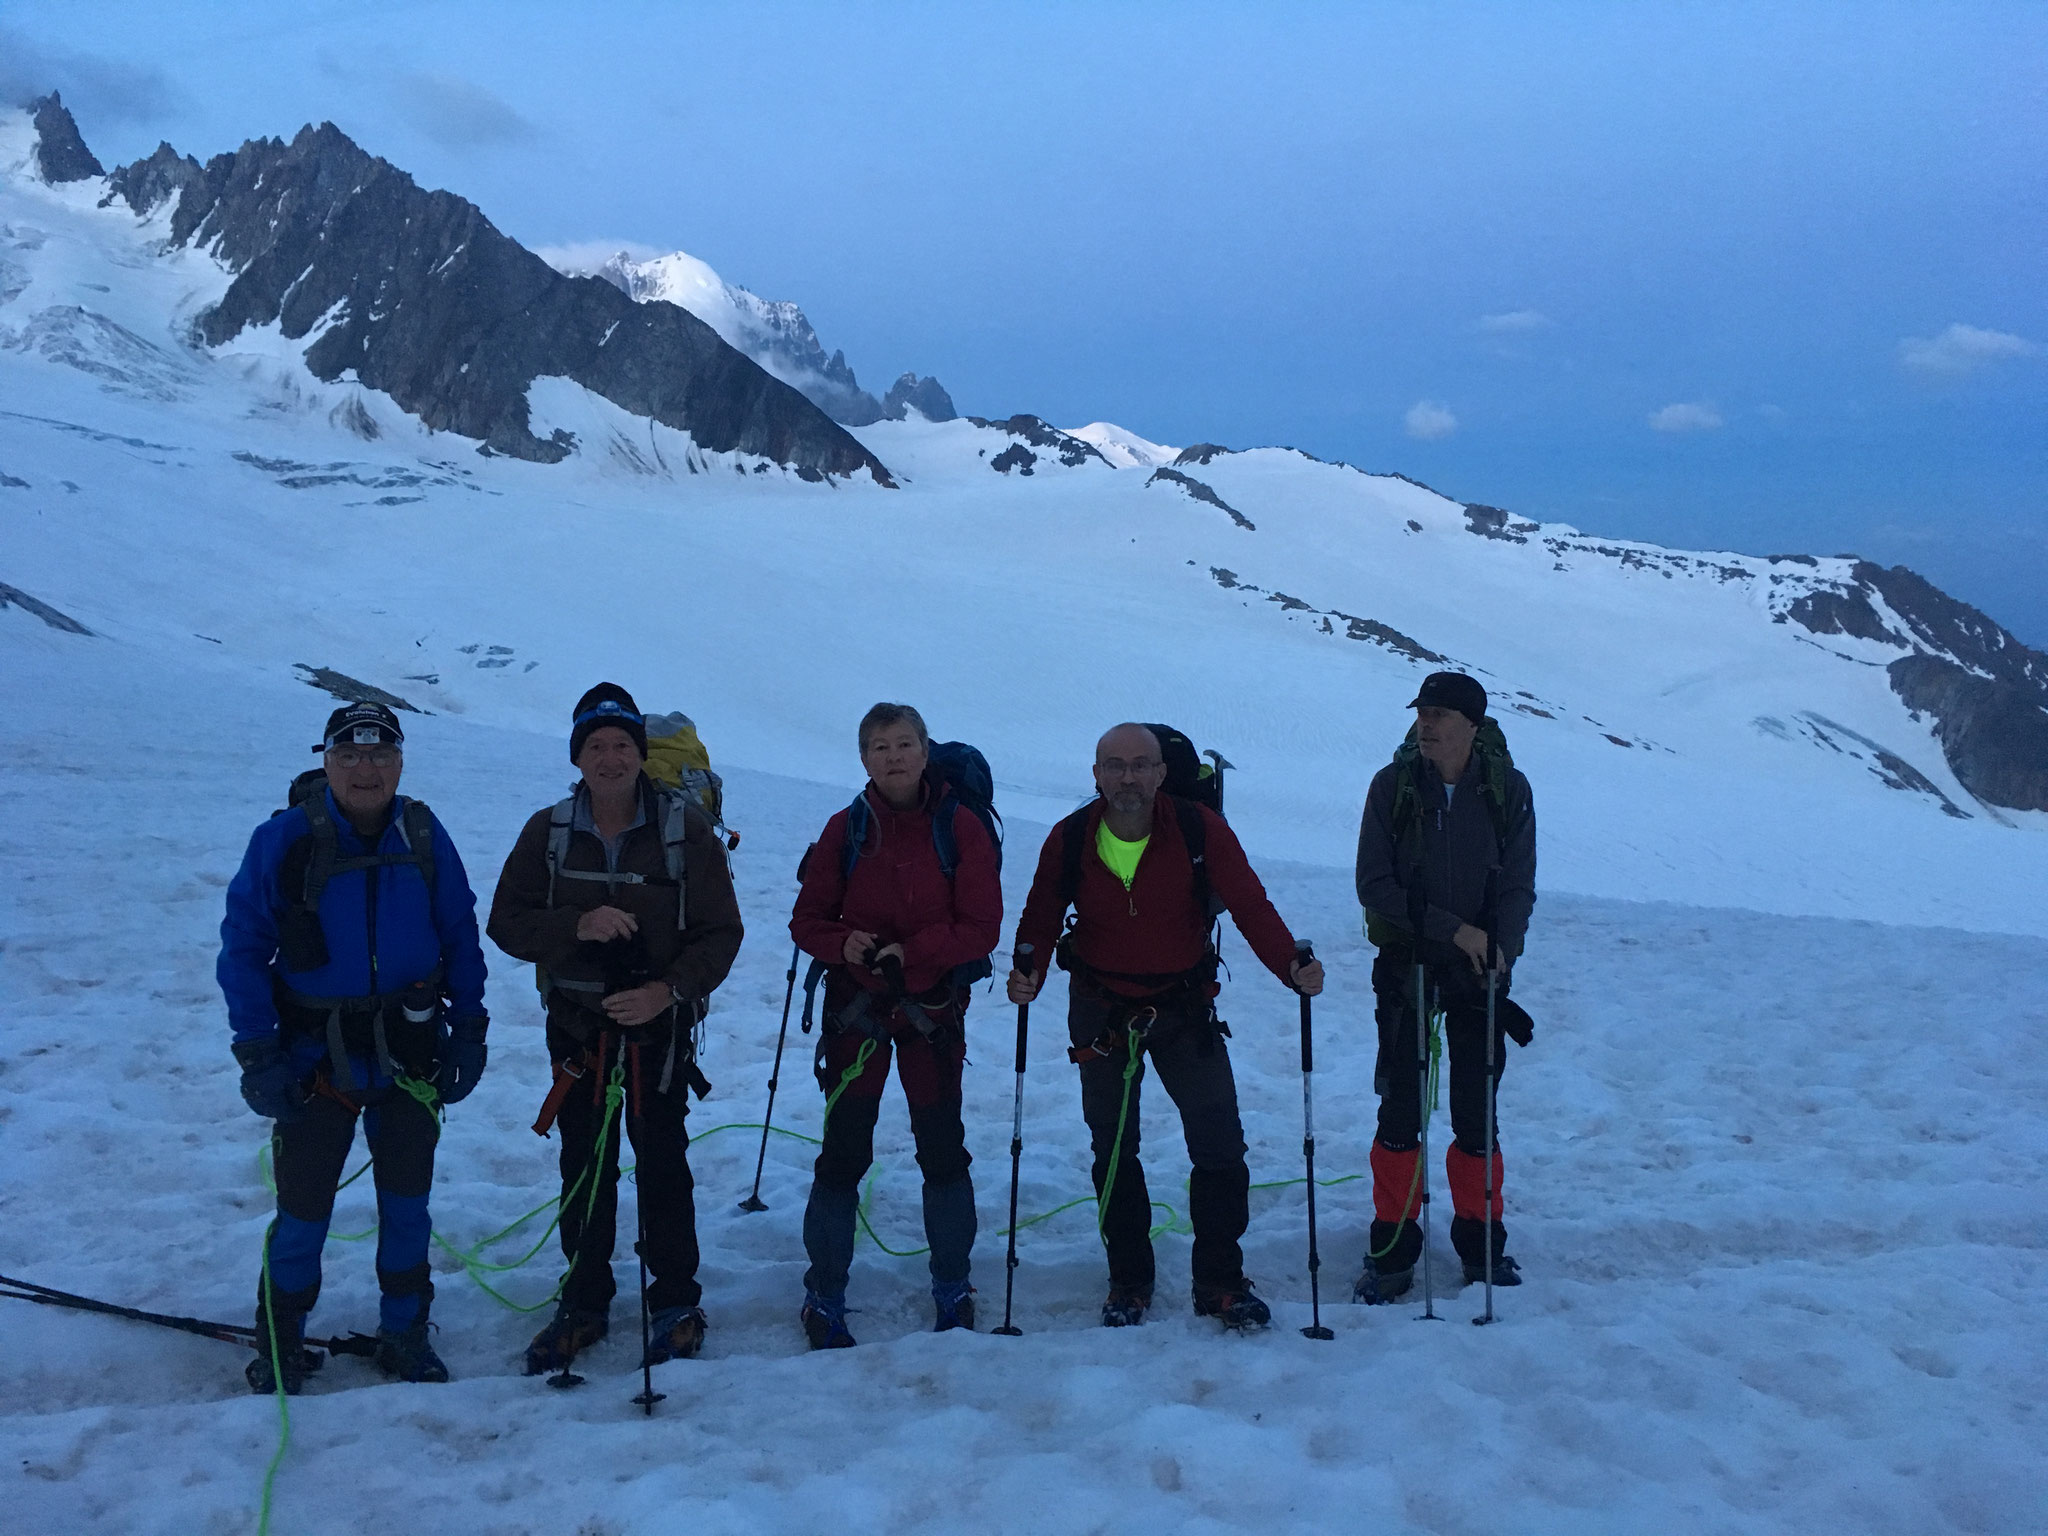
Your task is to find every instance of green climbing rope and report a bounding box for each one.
[256,1222,289,1536]
[1094,1029,1147,1239]
[1368,1000,1444,1260]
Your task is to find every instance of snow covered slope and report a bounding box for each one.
[3,102,2046,1535]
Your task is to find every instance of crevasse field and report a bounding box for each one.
[3,112,2045,1535]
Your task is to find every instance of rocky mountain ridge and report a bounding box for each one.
[45,100,891,481]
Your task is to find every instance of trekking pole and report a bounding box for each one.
[1295,941,1334,1341]
[1475,937,1499,1328]
[0,1273,379,1357]
[1415,963,1440,1322]
[740,941,802,1212]
[626,1048,665,1416]
[993,943,1033,1337]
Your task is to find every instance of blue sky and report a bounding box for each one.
[9,1,2045,640]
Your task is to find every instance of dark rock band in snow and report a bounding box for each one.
[219,673,1535,1392]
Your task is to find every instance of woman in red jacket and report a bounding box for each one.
[788,703,1002,1347]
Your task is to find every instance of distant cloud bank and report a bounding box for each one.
[1404,399,1458,440]
[534,240,658,273]
[1648,402,1723,433]
[1477,309,1552,333]
[1899,323,2040,376]
[390,71,537,149]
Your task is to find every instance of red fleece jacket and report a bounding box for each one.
[790,782,1002,995]
[1013,795,1299,998]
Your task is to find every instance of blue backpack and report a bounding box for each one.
[837,740,1003,985]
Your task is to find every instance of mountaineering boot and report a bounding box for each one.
[1192,1279,1272,1330]
[800,1289,856,1351]
[524,1303,609,1376]
[933,1280,976,1333]
[1353,1260,1414,1305]
[375,1321,449,1383]
[642,1306,708,1366]
[1449,1216,1519,1287]
[1462,1253,1523,1287]
[244,1309,321,1396]
[1101,1284,1152,1328]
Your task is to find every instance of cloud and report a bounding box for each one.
[389,72,536,150]
[534,240,660,275]
[0,27,181,122]
[1477,309,1552,333]
[1648,402,1723,433]
[1404,400,1458,441]
[1898,323,2040,375]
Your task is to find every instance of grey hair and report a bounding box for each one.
[859,702,929,753]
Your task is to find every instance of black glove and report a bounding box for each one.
[437,1015,489,1105]
[1498,997,1535,1048]
[233,1037,307,1123]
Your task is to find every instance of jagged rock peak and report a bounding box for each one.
[100,121,894,483]
[29,93,103,183]
[884,373,956,422]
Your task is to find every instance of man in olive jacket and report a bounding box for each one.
[489,684,743,1374]
[1354,672,1535,1303]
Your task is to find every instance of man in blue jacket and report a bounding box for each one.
[219,701,489,1393]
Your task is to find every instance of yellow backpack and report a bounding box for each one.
[643,711,734,845]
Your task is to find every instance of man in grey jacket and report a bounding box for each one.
[1354,672,1535,1302]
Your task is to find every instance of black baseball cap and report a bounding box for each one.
[315,701,406,754]
[1407,672,1487,725]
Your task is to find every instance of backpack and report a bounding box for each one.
[1054,722,1231,987]
[644,710,737,850]
[1142,723,1231,814]
[1363,717,1527,951]
[272,769,437,975]
[836,740,1004,986]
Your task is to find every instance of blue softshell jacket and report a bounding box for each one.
[218,787,488,1088]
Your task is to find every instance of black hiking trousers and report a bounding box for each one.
[1370,951,1511,1271]
[1070,978,1250,1295]
[550,1023,702,1316]
[1371,952,1509,1157]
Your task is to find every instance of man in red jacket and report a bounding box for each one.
[789,703,1002,1348]
[1009,723,1323,1329]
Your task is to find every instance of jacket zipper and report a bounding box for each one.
[365,824,381,995]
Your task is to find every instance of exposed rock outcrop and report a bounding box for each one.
[29,94,102,183]
[1147,467,1254,530]
[968,415,1106,469]
[1780,560,2048,811]
[885,372,956,422]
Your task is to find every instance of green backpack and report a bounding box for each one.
[1362,717,1524,951]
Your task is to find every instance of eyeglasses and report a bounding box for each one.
[1100,757,1160,779]
[328,747,401,769]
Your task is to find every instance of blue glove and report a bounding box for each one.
[232,1037,307,1123]
[437,1015,489,1105]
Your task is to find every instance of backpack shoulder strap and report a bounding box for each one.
[398,799,437,899]
[931,787,961,881]
[1170,795,1211,917]
[1387,747,1422,850]
[1057,804,1094,911]
[839,793,871,885]
[543,793,577,910]
[297,789,339,916]
[657,785,691,931]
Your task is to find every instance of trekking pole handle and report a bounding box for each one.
[1295,940,1315,1073]
[1011,944,1034,1074]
